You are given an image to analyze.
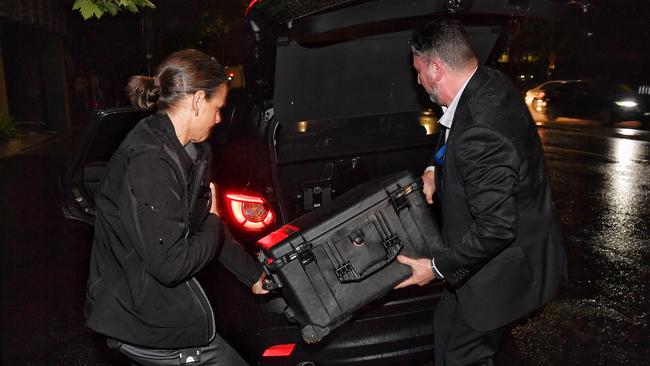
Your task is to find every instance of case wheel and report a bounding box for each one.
[301,324,331,344]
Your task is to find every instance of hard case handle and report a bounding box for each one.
[388,178,423,212]
[335,234,403,283]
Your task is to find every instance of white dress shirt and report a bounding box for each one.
[426,67,477,278]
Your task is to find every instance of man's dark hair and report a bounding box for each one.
[410,18,478,70]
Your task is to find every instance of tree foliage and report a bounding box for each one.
[73,0,156,20]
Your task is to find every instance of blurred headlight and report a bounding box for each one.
[614,100,638,108]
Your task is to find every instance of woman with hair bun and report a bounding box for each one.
[84,49,267,365]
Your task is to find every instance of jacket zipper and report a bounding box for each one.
[188,278,216,342]
[183,150,215,342]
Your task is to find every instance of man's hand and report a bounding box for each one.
[251,272,270,295]
[394,255,435,289]
[209,182,219,216]
[422,170,436,204]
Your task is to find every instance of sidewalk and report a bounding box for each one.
[0,123,65,159]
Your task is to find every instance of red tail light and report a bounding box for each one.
[245,0,261,15]
[262,343,296,357]
[224,192,275,232]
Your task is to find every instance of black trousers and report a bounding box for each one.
[434,290,505,366]
[107,334,249,366]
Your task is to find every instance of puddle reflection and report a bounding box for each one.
[600,138,646,260]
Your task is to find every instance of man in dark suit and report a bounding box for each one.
[395,19,567,365]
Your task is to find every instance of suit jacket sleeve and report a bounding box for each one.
[435,125,521,288]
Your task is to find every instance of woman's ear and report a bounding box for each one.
[192,90,206,116]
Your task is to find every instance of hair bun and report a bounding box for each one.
[125,76,160,111]
[125,49,227,113]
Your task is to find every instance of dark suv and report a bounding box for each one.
[62,1,561,365]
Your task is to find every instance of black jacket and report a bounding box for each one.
[435,67,567,331]
[84,113,261,348]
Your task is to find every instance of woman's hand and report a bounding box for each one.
[251,272,270,295]
[209,182,219,216]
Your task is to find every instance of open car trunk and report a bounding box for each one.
[241,0,564,355]
[268,20,504,223]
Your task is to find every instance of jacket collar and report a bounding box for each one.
[438,67,478,131]
[152,112,209,166]
[445,67,491,141]
[456,66,490,115]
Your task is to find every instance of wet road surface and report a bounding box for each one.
[0,121,648,365]
[514,124,650,365]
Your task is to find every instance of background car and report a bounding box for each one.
[525,79,643,125]
[62,1,563,365]
[637,83,650,125]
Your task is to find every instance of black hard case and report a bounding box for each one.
[257,171,443,343]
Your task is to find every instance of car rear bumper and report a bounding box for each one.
[251,282,445,366]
